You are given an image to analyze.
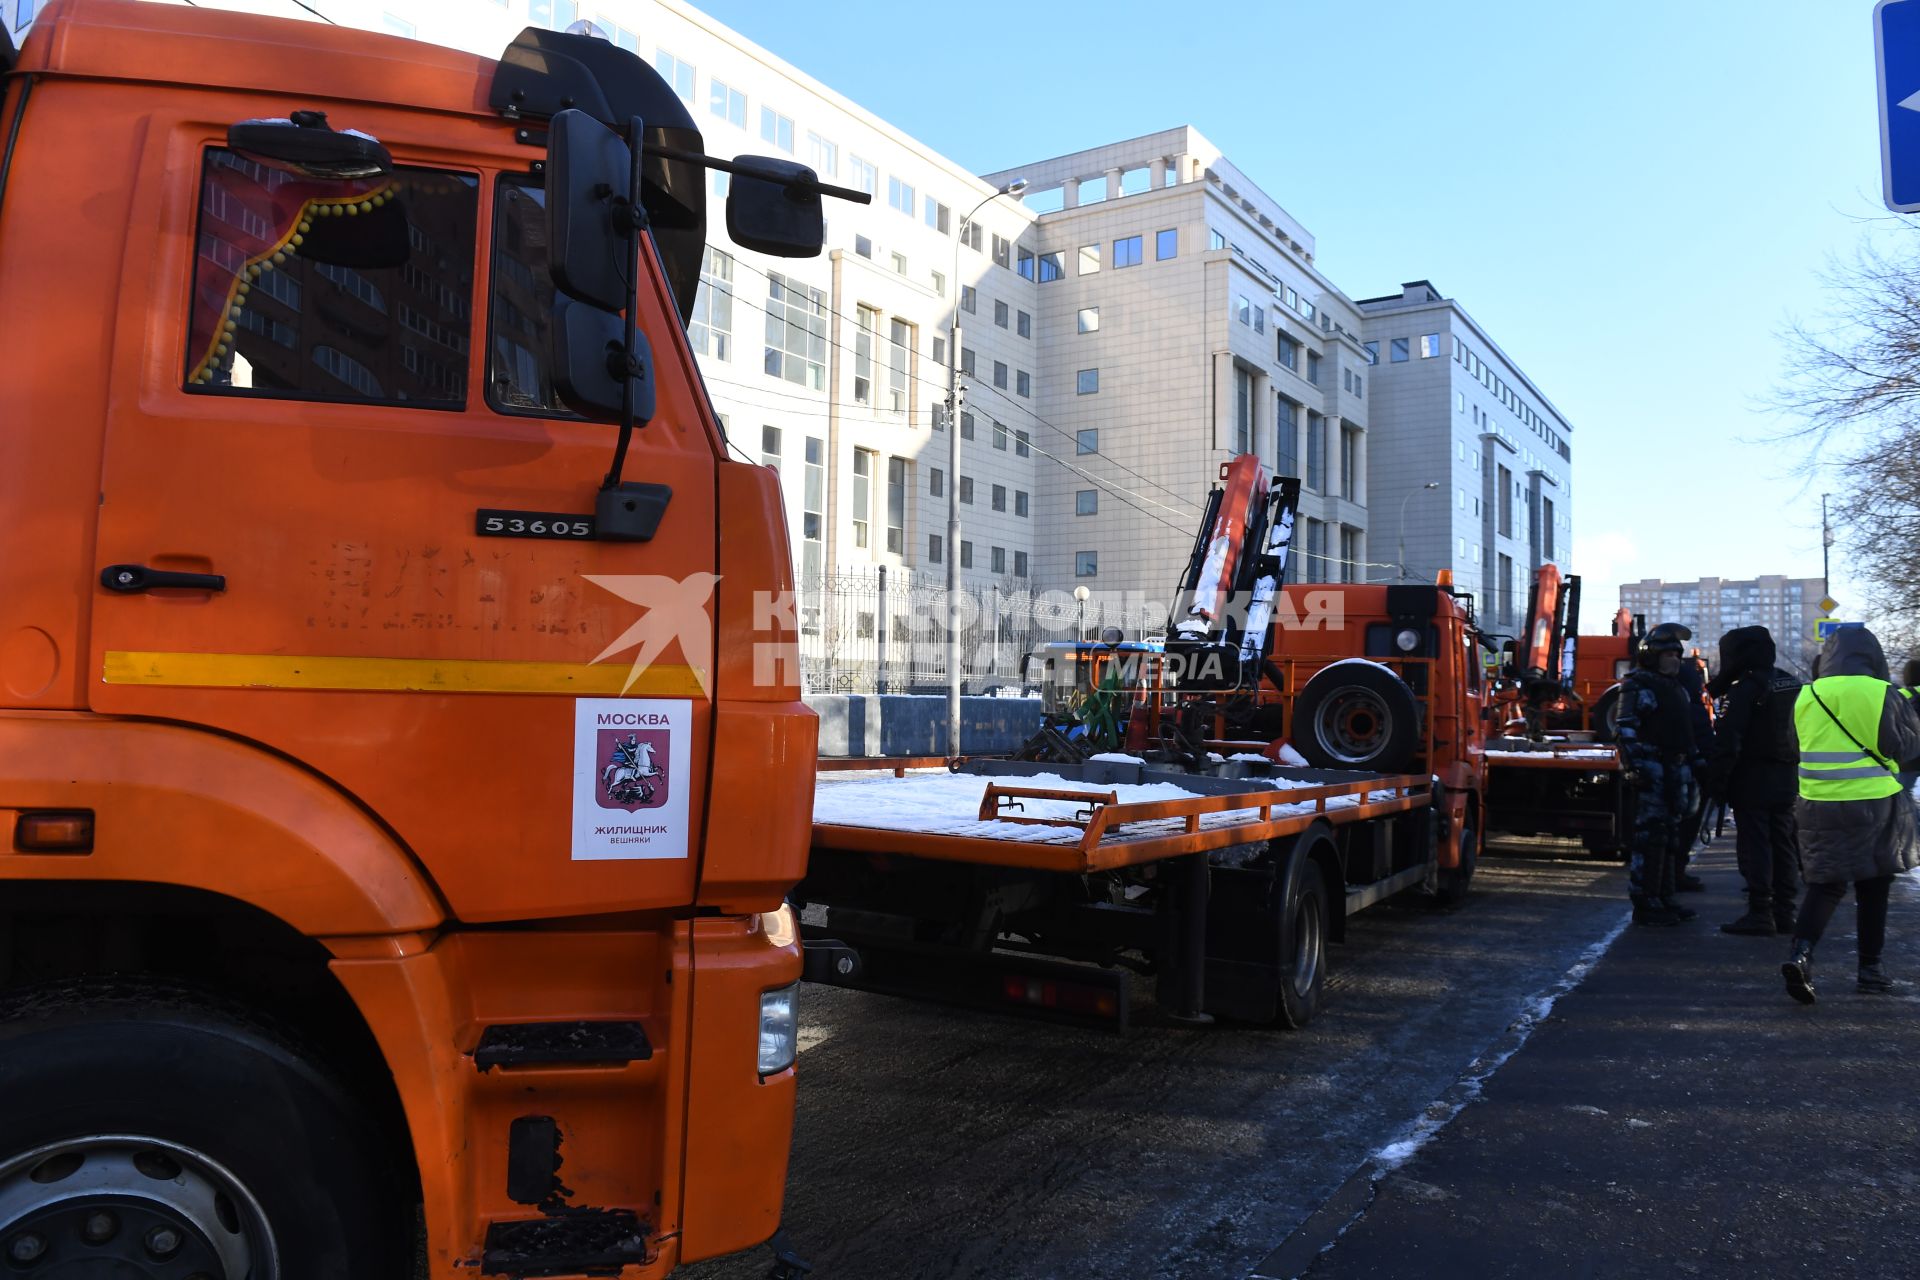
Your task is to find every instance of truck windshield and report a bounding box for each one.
[185,149,478,407]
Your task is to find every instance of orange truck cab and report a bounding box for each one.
[0,4,837,1275]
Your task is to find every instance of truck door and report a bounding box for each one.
[86,130,719,921]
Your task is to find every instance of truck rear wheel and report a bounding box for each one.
[1277,856,1329,1029]
[1434,814,1477,904]
[0,978,410,1279]
[1591,686,1622,742]
[1293,663,1420,773]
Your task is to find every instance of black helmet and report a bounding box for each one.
[1637,621,1691,670]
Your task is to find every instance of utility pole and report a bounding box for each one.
[945,178,1026,759]
[1821,492,1832,600]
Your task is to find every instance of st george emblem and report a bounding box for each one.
[598,729,669,812]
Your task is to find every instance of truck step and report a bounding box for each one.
[481,1209,652,1276]
[473,1020,653,1071]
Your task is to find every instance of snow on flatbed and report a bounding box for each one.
[813,769,1404,846]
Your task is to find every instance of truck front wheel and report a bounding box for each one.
[0,978,411,1279]
[1277,857,1329,1029]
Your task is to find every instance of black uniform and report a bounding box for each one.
[1673,656,1715,881]
[1617,623,1699,924]
[1703,626,1801,934]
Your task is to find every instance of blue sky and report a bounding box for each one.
[700,0,1885,616]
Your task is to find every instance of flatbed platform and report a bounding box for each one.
[812,762,1429,874]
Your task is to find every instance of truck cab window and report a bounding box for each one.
[488,174,572,416]
[186,150,477,406]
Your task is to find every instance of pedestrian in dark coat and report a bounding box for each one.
[1704,626,1801,936]
[1781,625,1920,1003]
[1617,622,1699,927]
[1672,654,1714,888]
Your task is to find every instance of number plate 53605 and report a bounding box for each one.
[475,509,596,540]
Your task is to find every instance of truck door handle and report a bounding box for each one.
[100,564,227,594]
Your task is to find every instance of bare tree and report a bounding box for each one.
[1777,225,1920,655]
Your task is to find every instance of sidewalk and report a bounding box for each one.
[1289,843,1920,1280]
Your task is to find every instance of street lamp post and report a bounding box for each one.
[946,177,1027,759]
[1397,482,1441,582]
[1074,584,1091,644]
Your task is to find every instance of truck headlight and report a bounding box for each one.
[758,983,799,1076]
[1396,628,1421,653]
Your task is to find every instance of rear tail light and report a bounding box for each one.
[999,973,1120,1020]
[13,811,93,854]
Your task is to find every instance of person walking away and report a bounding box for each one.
[1781,625,1920,1003]
[1617,622,1700,926]
[1898,658,1920,806]
[1672,652,1715,889]
[1704,627,1802,936]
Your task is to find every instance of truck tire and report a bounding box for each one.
[0,978,410,1280]
[1591,685,1622,742]
[1434,813,1477,905]
[1277,851,1330,1029]
[1293,662,1420,773]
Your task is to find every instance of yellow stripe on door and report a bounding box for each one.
[102,651,707,697]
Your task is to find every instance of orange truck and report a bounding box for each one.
[0,3,852,1275]
[798,458,1487,1029]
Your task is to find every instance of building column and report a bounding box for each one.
[1105,167,1122,201]
[1150,157,1168,188]
[1062,179,1078,209]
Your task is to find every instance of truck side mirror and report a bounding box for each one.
[726,156,826,257]
[552,298,655,424]
[227,111,392,180]
[546,109,634,312]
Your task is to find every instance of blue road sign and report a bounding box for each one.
[1877,0,1920,211]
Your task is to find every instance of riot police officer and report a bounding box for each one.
[1617,622,1700,925]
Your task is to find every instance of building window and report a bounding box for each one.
[709,78,746,127]
[993,361,1009,390]
[960,347,976,377]
[959,475,974,505]
[992,234,1012,269]
[1209,228,1227,250]
[1306,411,1326,493]
[1077,368,1100,395]
[930,467,944,497]
[925,196,950,233]
[853,304,878,405]
[891,252,908,276]
[991,545,1007,574]
[1015,490,1029,517]
[961,222,983,252]
[1498,464,1514,537]
[887,175,915,215]
[991,484,1007,512]
[1015,430,1030,457]
[1236,295,1252,327]
[960,411,975,439]
[1113,235,1143,268]
[1016,370,1031,398]
[1364,340,1379,365]
[1419,333,1441,358]
[1076,428,1098,455]
[887,318,912,413]
[1014,550,1029,578]
[1017,310,1032,338]
[1340,426,1359,502]
[1156,228,1178,260]
[929,533,943,564]
[1543,495,1556,559]
[688,247,734,360]
[762,425,782,470]
[1340,527,1362,585]
[1016,247,1035,280]
[995,299,1010,328]
[1076,489,1098,516]
[1498,552,1515,624]
[1390,337,1410,363]
[764,273,827,389]
[1277,398,1299,477]
[807,132,838,177]
[1078,307,1100,334]
[1253,305,1266,334]
[803,437,824,584]
[853,235,872,259]
[1277,334,1298,371]
[1076,550,1098,577]
[1307,351,1321,385]
[931,271,946,297]
[760,107,794,152]
[993,421,1009,451]
[1234,366,1253,455]
[653,49,694,101]
[849,156,877,196]
[851,449,873,549]
[886,457,906,554]
[1038,251,1065,282]
[1079,243,1101,274]
[961,541,974,569]
[960,285,976,314]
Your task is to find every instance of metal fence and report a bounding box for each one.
[797,567,1168,695]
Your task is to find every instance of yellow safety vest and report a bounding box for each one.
[1795,675,1902,801]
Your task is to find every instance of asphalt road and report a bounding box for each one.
[683,849,1632,1280]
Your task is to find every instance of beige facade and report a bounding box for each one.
[1619,576,1824,675]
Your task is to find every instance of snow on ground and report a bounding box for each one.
[1485,748,1618,761]
[813,770,1402,844]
